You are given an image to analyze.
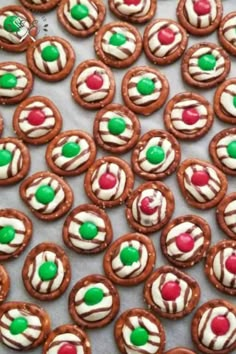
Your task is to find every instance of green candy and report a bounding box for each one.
[227,141,236,159]
[198,54,216,71]
[146,146,165,165]
[84,287,104,306]
[35,185,55,204]
[108,117,126,135]
[233,96,236,108]
[79,222,98,240]
[38,261,58,281]
[120,246,140,266]
[0,74,17,89]
[62,142,81,158]
[0,226,15,244]
[71,4,89,20]
[4,16,20,33]
[10,317,28,335]
[130,327,149,346]
[0,149,13,167]
[137,78,155,95]
[109,33,127,47]
[41,45,60,62]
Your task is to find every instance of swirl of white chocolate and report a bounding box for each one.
[91,162,126,201]
[63,0,98,30]
[27,251,65,293]
[0,142,23,180]
[213,247,236,288]
[0,216,26,255]
[18,101,56,138]
[224,199,236,234]
[113,0,151,18]
[0,10,30,44]
[170,99,208,133]
[216,134,236,170]
[0,64,28,98]
[132,188,167,227]
[33,40,68,74]
[76,66,110,102]
[148,21,182,58]
[220,84,236,117]
[184,164,221,203]
[74,282,113,322]
[25,176,65,214]
[46,332,85,354]
[51,135,90,171]
[222,15,236,47]
[198,306,236,350]
[0,308,42,350]
[122,315,161,354]
[188,47,225,82]
[137,136,175,173]
[166,221,204,262]
[128,72,162,106]
[151,272,192,313]
[102,27,136,60]
[184,0,217,28]
[111,239,148,279]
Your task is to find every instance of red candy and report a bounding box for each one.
[140,197,158,215]
[211,316,230,336]
[99,173,117,189]
[27,109,45,126]
[58,343,77,354]
[124,0,141,5]
[182,108,200,125]
[176,233,195,252]
[225,254,236,274]
[191,171,209,187]
[86,73,103,90]
[158,28,175,45]
[161,281,181,301]
[193,0,211,16]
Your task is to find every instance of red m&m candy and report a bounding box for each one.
[158,28,175,45]
[211,316,230,336]
[124,0,141,5]
[86,73,103,90]
[99,173,117,189]
[27,109,46,126]
[176,233,195,252]
[140,197,158,215]
[58,343,77,354]
[191,170,209,187]
[161,281,181,301]
[194,0,211,16]
[225,254,236,274]
[182,108,200,125]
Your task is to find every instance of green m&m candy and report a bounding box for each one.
[108,117,126,135]
[137,78,155,96]
[79,222,98,240]
[41,45,60,62]
[109,33,127,47]
[198,54,216,71]
[0,149,13,166]
[38,261,58,281]
[120,246,140,266]
[227,141,236,159]
[62,142,81,158]
[84,287,104,306]
[35,185,55,204]
[146,146,165,165]
[233,96,236,108]
[0,226,15,244]
[130,327,149,346]
[10,317,28,335]
[4,16,20,33]
[0,74,17,89]
[71,4,89,20]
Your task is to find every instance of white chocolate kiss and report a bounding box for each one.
[63,0,98,31]
[0,216,26,255]
[46,332,86,354]
[184,0,217,28]
[224,199,236,234]
[0,11,30,44]
[216,134,236,170]
[102,27,136,60]
[113,0,151,18]
[0,142,23,180]
[0,65,28,98]
[223,16,236,47]
[212,247,236,288]
[220,84,236,117]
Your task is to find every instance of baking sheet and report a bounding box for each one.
[0,0,235,353]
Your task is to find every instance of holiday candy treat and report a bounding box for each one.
[165,348,197,354]
[181,42,230,89]
[103,232,156,286]
[0,265,10,303]
[126,181,175,234]
[109,0,157,24]
[57,0,106,37]
[218,12,236,56]
[205,240,236,296]
[94,21,142,68]
[143,19,188,65]
[0,62,33,105]
[122,66,169,116]
[177,158,228,210]
[43,324,91,354]
[216,193,236,240]
[0,209,32,261]
[144,265,200,320]
[114,308,166,354]
[71,59,115,110]
[84,156,134,208]
[63,204,113,254]
[161,214,211,268]
[0,5,37,52]
[214,78,236,124]
[93,103,141,154]
[209,128,236,176]
[20,171,73,221]
[22,243,71,301]
[19,0,60,12]
[26,36,75,81]
[13,96,62,145]
[0,137,30,185]
[69,274,120,329]
[0,301,50,351]
[46,130,96,176]
[191,299,236,354]
[177,0,223,36]
[131,130,181,180]
[164,92,214,140]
